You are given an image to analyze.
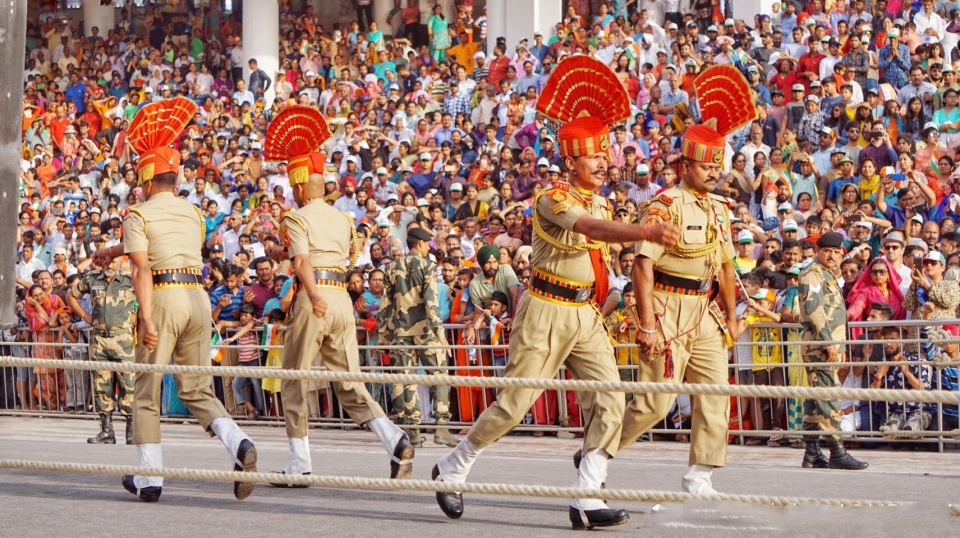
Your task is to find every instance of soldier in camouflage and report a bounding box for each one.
[67,258,138,445]
[379,227,457,448]
[797,232,868,471]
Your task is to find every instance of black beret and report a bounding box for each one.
[816,232,844,249]
[407,227,433,243]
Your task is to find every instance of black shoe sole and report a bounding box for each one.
[234,440,258,500]
[269,471,311,488]
[569,507,630,530]
[390,438,415,479]
[432,464,463,520]
[828,462,869,470]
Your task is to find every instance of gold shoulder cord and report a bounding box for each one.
[531,189,610,261]
[662,198,723,272]
[346,213,361,268]
[192,206,206,248]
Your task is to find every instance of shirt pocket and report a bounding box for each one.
[682,228,707,246]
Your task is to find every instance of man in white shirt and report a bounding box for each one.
[220,212,244,259]
[739,124,771,175]
[232,79,255,106]
[914,0,946,43]
[16,243,46,289]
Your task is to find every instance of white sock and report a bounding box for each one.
[681,464,717,495]
[210,417,252,466]
[135,443,163,489]
[437,437,483,484]
[570,448,609,511]
[284,437,312,475]
[367,417,404,456]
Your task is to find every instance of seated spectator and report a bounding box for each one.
[873,325,934,438]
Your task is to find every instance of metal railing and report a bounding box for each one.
[2,319,959,451]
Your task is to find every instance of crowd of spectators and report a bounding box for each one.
[8,0,960,444]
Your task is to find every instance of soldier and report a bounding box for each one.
[95,98,257,503]
[797,232,869,470]
[432,56,680,530]
[613,65,757,495]
[378,226,457,448]
[66,257,137,445]
[263,106,414,485]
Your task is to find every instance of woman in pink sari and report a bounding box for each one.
[846,257,905,321]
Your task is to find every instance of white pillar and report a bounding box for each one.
[242,0,279,106]
[373,0,394,35]
[82,0,114,37]
[490,0,562,60]
[732,0,773,21]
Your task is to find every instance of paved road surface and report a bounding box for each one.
[0,417,957,537]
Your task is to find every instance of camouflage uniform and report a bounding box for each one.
[798,260,846,441]
[379,252,450,425]
[71,271,137,417]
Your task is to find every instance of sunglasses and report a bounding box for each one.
[870,269,888,275]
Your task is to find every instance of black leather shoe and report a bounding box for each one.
[569,507,630,530]
[432,464,463,519]
[233,439,258,500]
[390,433,415,479]
[122,474,161,502]
[269,470,311,488]
[828,440,869,470]
[572,449,606,489]
[801,439,829,469]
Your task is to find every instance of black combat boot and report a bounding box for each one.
[828,439,869,470]
[88,414,116,444]
[125,418,133,445]
[801,438,829,468]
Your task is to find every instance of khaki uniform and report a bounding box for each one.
[798,261,846,441]
[465,185,625,457]
[70,271,137,416]
[378,252,450,425]
[280,198,385,438]
[123,191,231,444]
[621,183,736,468]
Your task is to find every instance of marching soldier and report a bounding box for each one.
[379,226,458,448]
[432,56,679,530]
[617,65,750,495]
[67,257,137,445]
[264,106,415,485]
[798,232,869,470]
[95,97,257,503]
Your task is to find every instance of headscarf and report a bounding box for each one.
[477,244,501,265]
[846,257,904,320]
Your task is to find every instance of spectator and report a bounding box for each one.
[846,257,905,321]
[874,324,934,437]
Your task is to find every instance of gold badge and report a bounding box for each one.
[712,148,724,164]
[599,135,610,151]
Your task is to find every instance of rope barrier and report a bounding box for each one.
[3,356,960,405]
[0,459,904,508]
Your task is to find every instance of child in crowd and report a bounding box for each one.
[260,308,286,414]
[484,290,512,376]
[224,303,264,419]
[743,287,785,445]
[606,282,639,400]
[58,308,88,413]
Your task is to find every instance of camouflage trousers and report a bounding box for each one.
[92,330,135,417]
[390,334,451,425]
[802,352,842,442]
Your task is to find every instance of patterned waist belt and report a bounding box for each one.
[530,269,594,305]
[653,271,711,296]
[152,268,203,289]
[314,268,346,289]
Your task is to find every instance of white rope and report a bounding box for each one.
[3,356,960,404]
[0,459,903,508]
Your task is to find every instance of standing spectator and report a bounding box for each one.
[24,284,65,411]
[903,250,960,320]
[378,227,457,447]
[244,257,278,317]
[797,232,868,470]
[67,257,138,445]
[223,304,264,419]
[877,28,911,89]
[247,59,272,101]
[57,308,88,415]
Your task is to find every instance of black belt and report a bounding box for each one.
[530,273,594,304]
[653,271,713,293]
[152,269,204,287]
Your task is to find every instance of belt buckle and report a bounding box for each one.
[100,330,115,338]
[697,279,712,293]
[574,288,593,302]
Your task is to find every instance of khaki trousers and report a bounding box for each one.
[281,288,385,438]
[620,292,730,467]
[133,287,230,444]
[466,293,625,457]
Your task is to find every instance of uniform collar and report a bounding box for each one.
[678,181,710,204]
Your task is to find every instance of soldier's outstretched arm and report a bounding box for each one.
[573,215,680,246]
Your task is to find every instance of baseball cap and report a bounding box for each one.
[883,231,906,245]
[324,176,337,184]
[387,193,400,202]
[420,152,432,161]
[810,80,821,88]
[376,166,388,175]
[880,166,896,176]
[638,164,650,174]
[548,164,561,173]
[737,230,754,243]
[377,218,390,228]
[787,264,803,276]
[925,251,947,265]
[250,141,261,150]
[707,25,717,32]
[750,288,771,301]
[792,83,805,92]
[778,202,793,212]
[888,28,900,39]
[305,71,316,78]
[782,219,799,232]
[806,94,821,104]
[537,157,550,167]
[853,220,873,232]
[837,154,854,165]
[345,155,359,164]
[417,197,429,207]
[450,183,464,192]
[911,214,924,224]
[210,244,223,253]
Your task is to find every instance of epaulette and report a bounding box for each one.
[282,213,306,231]
[708,193,733,207]
[544,187,576,214]
[552,181,570,192]
[124,206,145,223]
[655,193,674,206]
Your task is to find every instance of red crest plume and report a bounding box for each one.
[127,97,198,154]
[536,55,631,125]
[693,65,758,137]
[264,105,331,161]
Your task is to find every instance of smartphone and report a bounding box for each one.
[914,203,929,214]
[844,214,860,225]
[890,173,906,182]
